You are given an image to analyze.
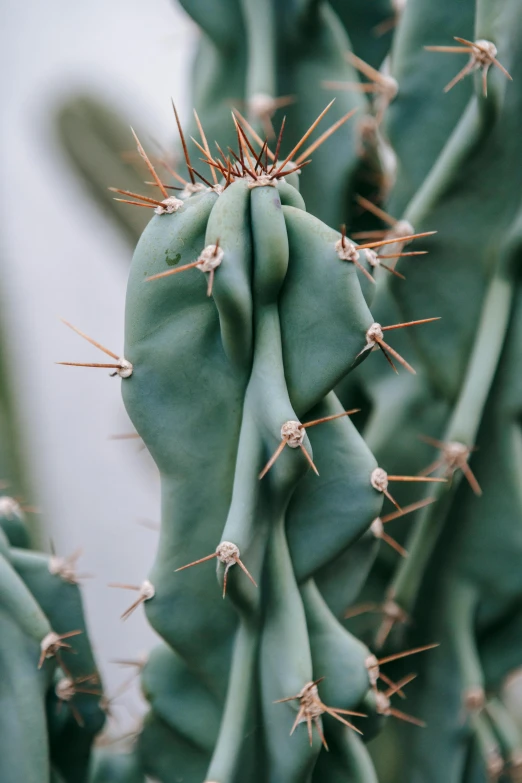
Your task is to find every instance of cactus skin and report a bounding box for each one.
[0,506,105,782]
[0,607,49,783]
[328,0,396,68]
[119,155,419,779]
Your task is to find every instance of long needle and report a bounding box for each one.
[272,100,335,177]
[171,100,195,184]
[130,128,168,198]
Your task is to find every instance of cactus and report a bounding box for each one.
[59,102,435,781]
[48,0,522,780]
[0,497,106,782]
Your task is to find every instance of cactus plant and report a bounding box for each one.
[343,0,522,779]
[48,0,522,780]
[54,103,440,781]
[0,498,106,782]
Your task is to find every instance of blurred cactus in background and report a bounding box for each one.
[7,0,517,779]
[1,273,108,781]
[0,496,105,782]
[0,284,32,528]
[56,96,154,247]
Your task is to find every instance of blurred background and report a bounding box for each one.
[2,0,198,724]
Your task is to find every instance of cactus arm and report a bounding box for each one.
[10,550,105,715]
[9,548,105,781]
[0,551,52,645]
[0,608,50,783]
[10,550,101,676]
[378,0,522,632]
